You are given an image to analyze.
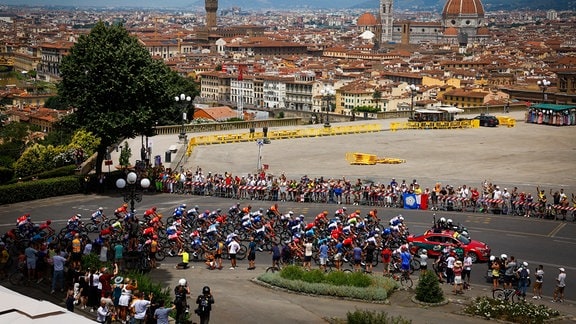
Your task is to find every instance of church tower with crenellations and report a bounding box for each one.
[205,0,218,29]
[379,0,393,43]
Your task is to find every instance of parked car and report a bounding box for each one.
[474,114,499,127]
[407,231,491,263]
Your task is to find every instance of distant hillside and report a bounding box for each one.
[350,0,574,11]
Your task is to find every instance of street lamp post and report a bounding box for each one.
[115,171,151,216]
[175,93,192,144]
[406,84,419,120]
[256,139,264,171]
[320,85,335,127]
[537,79,551,102]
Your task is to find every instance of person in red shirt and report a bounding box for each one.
[269,204,281,218]
[470,187,480,210]
[144,206,158,219]
[115,203,128,218]
[98,264,118,298]
[314,211,328,227]
[381,245,392,276]
[368,209,379,223]
[38,220,54,236]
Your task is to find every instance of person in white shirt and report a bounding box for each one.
[228,238,240,269]
[533,264,544,299]
[419,249,428,273]
[96,300,110,323]
[553,267,566,302]
[502,188,512,214]
[462,252,473,287]
[445,251,456,284]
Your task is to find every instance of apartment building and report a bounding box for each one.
[199,71,232,102]
[37,41,73,81]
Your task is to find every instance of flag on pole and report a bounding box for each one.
[403,193,420,209]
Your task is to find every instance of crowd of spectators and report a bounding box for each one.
[150,167,575,220]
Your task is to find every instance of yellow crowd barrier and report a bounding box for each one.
[346,152,378,165]
[496,116,516,127]
[346,152,406,165]
[186,124,383,156]
[389,120,480,131]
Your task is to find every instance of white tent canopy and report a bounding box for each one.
[0,285,94,323]
[437,106,464,113]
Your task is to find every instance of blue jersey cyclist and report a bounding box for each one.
[400,245,412,272]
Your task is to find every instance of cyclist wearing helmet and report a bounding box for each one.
[91,207,105,224]
[195,286,214,324]
[144,206,158,219]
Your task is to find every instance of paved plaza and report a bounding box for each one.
[127,110,575,194]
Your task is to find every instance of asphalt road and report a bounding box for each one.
[1,193,574,302]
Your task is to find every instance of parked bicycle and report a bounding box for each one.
[492,287,524,303]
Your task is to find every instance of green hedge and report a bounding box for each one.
[0,176,83,205]
[279,266,373,288]
[258,272,391,301]
[0,166,14,184]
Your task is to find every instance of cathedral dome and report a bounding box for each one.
[442,0,485,17]
[357,12,378,26]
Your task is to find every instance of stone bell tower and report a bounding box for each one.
[205,0,218,29]
[380,0,393,43]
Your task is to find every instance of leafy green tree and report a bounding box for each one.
[58,21,197,175]
[415,270,444,303]
[68,129,100,156]
[119,141,131,168]
[44,95,68,110]
[13,143,62,177]
[0,123,29,168]
[0,96,11,124]
[372,89,382,111]
[0,118,29,142]
[39,126,73,147]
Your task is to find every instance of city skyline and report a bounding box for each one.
[3,0,573,10]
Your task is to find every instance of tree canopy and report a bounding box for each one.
[57,21,197,174]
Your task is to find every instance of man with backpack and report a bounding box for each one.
[517,261,530,301]
[174,279,190,324]
[195,286,215,324]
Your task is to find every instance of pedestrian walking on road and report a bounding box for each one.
[552,267,566,303]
